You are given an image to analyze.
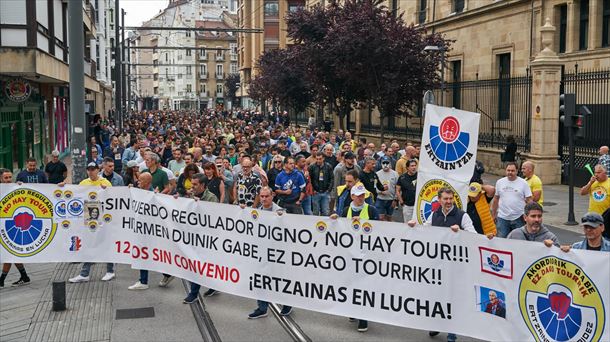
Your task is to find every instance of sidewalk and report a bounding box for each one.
[481,174,589,234]
[0,263,201,342]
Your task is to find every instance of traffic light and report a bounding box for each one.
[559,93,576,127]
[574,104,592,139]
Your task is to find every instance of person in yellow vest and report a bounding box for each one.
[466,182,497,236]
[522,161,544,206]
[330,182,379,333]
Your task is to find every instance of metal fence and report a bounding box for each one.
[359,73,533,152]
[559,65,610,159]
[441,72,532,152]
[559,65,610,184]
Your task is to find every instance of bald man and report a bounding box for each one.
[522,161,543,206]
[599,146,610,177]
[581,165,610,215]
[138,172,153,191]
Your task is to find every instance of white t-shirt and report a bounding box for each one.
[495,177,532,220]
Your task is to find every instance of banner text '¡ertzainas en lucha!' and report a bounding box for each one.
[106,198,315,246]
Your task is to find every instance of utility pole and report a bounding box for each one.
[114,0,122,131]
[127,37,132,112]
[68,0,86,183]
[121,9,127,117]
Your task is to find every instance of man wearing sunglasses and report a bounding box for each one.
[561,213,609,252]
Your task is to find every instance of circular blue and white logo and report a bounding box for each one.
[54,200,66,218]
[67,199,84,217]
[425,116,473,169]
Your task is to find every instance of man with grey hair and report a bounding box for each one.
[580,164,610,215]
[143,152,170,194]
[45,150,67,184]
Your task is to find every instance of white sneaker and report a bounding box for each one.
[68,275,90,283]
[101,272,115,281]
[158,275,174,287]
[128,281,149,290]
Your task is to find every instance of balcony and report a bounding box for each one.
[215,91,223,97]
[230,54,237,61]
[199,72,209,80]
[199,52,207,60]
[215,72,225,80]
[215,53,224,61]
[200,91,209,98]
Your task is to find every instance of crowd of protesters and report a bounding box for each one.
[1,108,608,341]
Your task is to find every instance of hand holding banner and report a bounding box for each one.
[1,183,608,342]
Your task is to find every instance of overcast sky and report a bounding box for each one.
[121,0,169,26]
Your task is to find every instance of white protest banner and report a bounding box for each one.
[1,184,609,342]
[414,104,480,223]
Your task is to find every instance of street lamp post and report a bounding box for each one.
[424,45,446,106]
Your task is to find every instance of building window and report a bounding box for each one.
[216,64,223,77]
[186,84,192,92]
[165,53,168,62]
[186,66,192,75]
[602,0,610,47]
[454,0,464,13]
[579,0,589,50]
[288,4,303,12]
[418,0,427,24]
[201,84,206,93]
[497,53,511,121]
[186,49,192,56]
[451,60,461,110]
[217,84,223,95]
[186,31,191,38]
[200,47,207,59]
[264,1,279,17]
[559,4,567,53]
[230,62,238,74]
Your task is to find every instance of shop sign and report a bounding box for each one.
[5,79,32,102]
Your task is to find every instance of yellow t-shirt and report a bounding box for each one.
[588,178,610,215]
[184,178,192,190]
[526,174,544,205]
[79,178,112,187]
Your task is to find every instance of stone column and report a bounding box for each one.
[525,18,562,184]
[565,1,577,53]
[588,0,602,49]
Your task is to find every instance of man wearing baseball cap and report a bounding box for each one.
[561,212,610,252]
[330,181,379,333]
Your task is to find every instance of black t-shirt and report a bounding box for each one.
[359,170,383,199]
[45,161,67,184]
[397,172,418,206]
[206,177,222,201]
[586,242,602,251]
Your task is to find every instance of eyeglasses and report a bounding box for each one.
[381,161,390,165]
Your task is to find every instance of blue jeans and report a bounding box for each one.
[80,262,114,277]
[257,301,290,313]
[139,270,148,284]
[301,196,313,215]
[189,282,201,297]
[257,300,269,312]
[311,192,330,216]
[496,216,525,238]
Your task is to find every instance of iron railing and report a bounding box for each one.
[360,72,532,152]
